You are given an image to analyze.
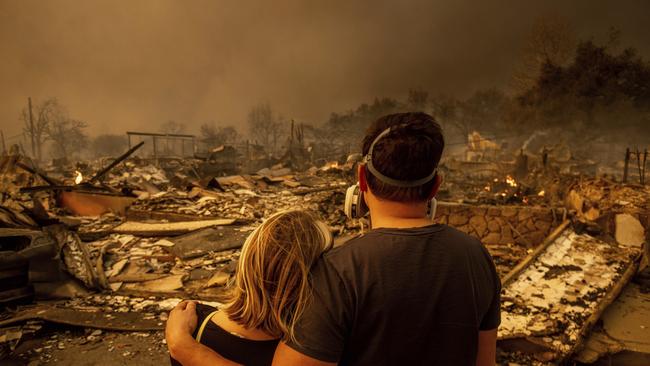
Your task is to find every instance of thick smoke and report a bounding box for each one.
[0,0,649,139]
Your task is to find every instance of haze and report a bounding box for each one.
[1,0,649,140]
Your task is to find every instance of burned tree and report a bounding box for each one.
[407,88,429,112]
[20,97,63,161]
[160,120,186,134]
[47,118,88,159]
[515,39,650,140]
[247,103,283,156]
[199,123,239,147]
[512,14,576,93]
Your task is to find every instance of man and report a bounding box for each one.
[166,112,501,365]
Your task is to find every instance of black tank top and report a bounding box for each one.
[170,303,279,366]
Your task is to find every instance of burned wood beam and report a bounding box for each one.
[15,161,61,186]
[111,218,236,237]
[89,141,145,183]
[501,220,570,287]
[20,185,113,194]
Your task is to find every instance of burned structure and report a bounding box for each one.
[1,132,648,365]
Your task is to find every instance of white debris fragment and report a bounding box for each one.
[615,213,645,247]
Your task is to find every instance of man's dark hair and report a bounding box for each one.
[361,112,444,202]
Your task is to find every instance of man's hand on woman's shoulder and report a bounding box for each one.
[165,300,198,359]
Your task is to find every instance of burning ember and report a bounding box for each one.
[74,171,83,185]
[505,175,517,187]
[538,190,545,197]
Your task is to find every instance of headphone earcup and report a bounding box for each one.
[344,183,368,219]
[427,198,437,220]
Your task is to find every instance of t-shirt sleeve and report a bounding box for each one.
[285,258,352,362]
[479,245,502,331]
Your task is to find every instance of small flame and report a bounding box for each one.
[505,175,517,187]
[538,190,545,197]
[484,185,491,192]
[74,171,83,185]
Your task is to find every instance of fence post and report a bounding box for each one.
[636,149,643,185]
[623,147,630,183]
[642,149,648,185]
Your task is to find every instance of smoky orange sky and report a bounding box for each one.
[1,0,649,142]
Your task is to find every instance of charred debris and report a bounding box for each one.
[0,132,648,365]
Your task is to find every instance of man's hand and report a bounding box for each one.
[164,301,241,366]
[165,300,198,358]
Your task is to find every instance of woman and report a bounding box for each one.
[169,210,332,366]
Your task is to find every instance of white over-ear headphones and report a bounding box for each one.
[344,183,369,219]
[343,124,438,221]
[344,185,437,221]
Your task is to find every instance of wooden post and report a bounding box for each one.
[623,147,630,183]
[28,97,36,159]
[641,149,648,185]
[0,130,6,154]
[636,148,643,185]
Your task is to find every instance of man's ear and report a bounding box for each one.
[358,164,368,192]
[427,174,443,199]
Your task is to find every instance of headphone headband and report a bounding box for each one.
[363,125,437,188]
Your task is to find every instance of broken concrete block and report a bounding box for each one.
[456,225,471,234]
[518,209,534,222]
[125,274,184,292]
[615,214,645,247]
[501,207,518,218]
[483,232,501,244]
[469,207,487,217]
[487,219,501,233]
[448,214,469,226]
[469,215,488,237]
[487,207,501,216]
[205,271,230,288]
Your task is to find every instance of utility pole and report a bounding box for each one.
[28,97,36,159]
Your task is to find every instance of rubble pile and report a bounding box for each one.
[1,142,648,365]
[435,203,561,275]
[498,227,641,364]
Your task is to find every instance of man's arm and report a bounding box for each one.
[272,342,337,366]
[165,301,241,366]
[476,329,497,366]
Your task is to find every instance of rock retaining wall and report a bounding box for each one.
[434,202,561,248]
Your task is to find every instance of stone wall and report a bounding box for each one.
[434,202,561,248]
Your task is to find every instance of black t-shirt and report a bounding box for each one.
[286,224,501,366]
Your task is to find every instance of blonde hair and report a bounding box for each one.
[223,210,332,343]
